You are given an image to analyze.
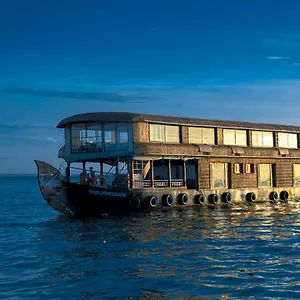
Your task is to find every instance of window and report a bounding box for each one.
[258,164,272,187]
[71,122,129,153]
[188,127,215,144]
[104,123,116,144]
[71,123,90,152]
[278,132,298,148]
[211,163,228,188]
[245,163,255,174]
[223,129,247,146]
[234,163,244,174]
[166,125,180,143]
[87,123,103,150]
[150,124,179,143]
[117,123,129,144]
[294,164,300,186]
[252,131,274,147]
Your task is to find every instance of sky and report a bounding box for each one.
[1,0,300,173]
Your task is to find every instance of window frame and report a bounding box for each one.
[211,163,228,188]
[149,123,180,143]
[293,164,300,187]
[188,126,215,145]
[251,130,274,148]
[223,129,247,146]
[258,163,272,187]
[278,132,298,149]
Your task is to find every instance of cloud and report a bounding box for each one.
[266,56,290,60]
[0,123,54,131]
[47,136,61,143]
[2,87,155,103]
[0,122,63,145]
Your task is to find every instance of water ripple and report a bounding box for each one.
[1,177,300,298]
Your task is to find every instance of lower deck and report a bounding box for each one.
[63,156,300,192]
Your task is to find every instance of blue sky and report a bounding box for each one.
[1,0,300,173]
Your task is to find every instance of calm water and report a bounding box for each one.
[1,175,300,299]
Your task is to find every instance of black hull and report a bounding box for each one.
[64,182,134,217]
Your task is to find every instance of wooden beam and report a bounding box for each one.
[183,160,187,187]
[151,160,154,188]
[168,159,171,187]
[129,158,134,188]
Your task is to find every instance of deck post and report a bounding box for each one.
[151,160,154,188]
[129,158,134,188]
[66,163,70,183]
[183,159,187,187]
[82,162,86,171]
[168,159,171,187]
[116,157,119,175]
[100,161,103,175]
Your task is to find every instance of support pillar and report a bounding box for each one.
[129,158,134,188]
[168,159,171,187]
[66,163,71,183]
[183,160,187,188]
[116,157,119,175]
[151,160,154,188]
[100,161,103,175]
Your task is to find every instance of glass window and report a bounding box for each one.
[252,131,274,147]
[245,163,255,174]
[294,164,300,186]
[166,125,180,143]
[263,132,274,147]
[150,124,165,142]
[202,128,215,144]
[252,131,262,147]
[234,163,240,174]
[211,163,227,188]
[104,123,116,144]
[150,124,179,143]
[278,132,298,148]
[223,129,235,145]
[188,127,215,144]
[117,123,128,144]
[223,129,247,146]
[289,134,298,148]
[87,123,103,151]
[258,164,272,187]
[71,123,87,152]
[235,130,247,146]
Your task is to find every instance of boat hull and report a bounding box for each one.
[64,182,133,216]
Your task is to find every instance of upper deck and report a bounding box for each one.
[57,112,300,163]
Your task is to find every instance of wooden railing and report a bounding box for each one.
[133,179,184,188]
[133,179,198,189]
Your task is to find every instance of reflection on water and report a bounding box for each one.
[1,176,300,299]
[33,203,300,298]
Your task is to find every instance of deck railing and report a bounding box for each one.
[133,179,185,188]
[133,179,198,189]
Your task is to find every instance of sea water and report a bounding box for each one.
[0,175,300,299]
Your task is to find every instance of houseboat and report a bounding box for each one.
[35,112,300,216]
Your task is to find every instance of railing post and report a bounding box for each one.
[183,159,187,188]
[66,163,70,183]
[168,159,171,187]
[100,161,103,175]
[151,160,154,188]
[116,157,119,175]
[129,158,134,188]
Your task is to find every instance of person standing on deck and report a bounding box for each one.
[80,169,88,185]
[89,167,96,185]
